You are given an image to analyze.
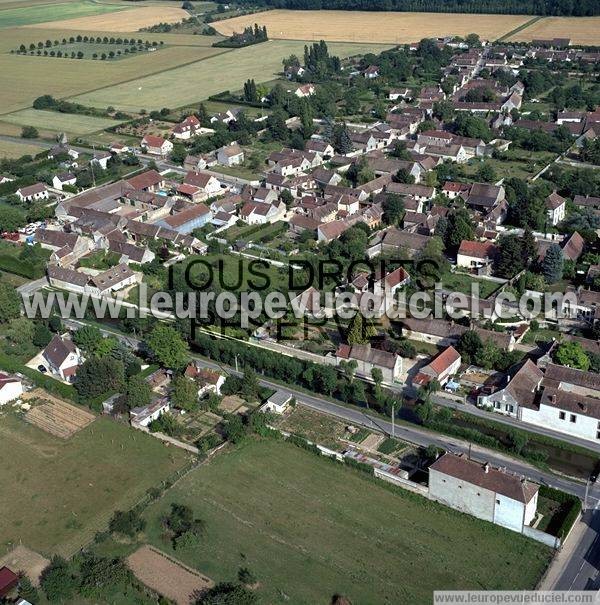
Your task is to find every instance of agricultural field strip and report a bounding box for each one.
[0,108,124,133]
[0,44,230,114]
[69,40,393,111]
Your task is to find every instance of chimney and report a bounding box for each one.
[483,462,490,474]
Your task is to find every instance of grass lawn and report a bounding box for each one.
[129,439,551,604]
[0,412,190,558]
[0,0,127,28]
[182,252,288,293]
[441,271,502,299]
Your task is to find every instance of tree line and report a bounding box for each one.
[230,0,600,16]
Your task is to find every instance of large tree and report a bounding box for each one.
[75,357,125,400]
[144,324,189,370]
[171,375,198,411]
[553,341,590,371]
[542,244,564,283]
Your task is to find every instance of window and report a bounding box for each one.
[507,405,514,413]
[559,411,566,420]
[570,414,577,423]
[596,431,600,440]
[494,402,501,409]
[496,499,500,505]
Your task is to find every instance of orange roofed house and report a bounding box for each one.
[413,346,461,387]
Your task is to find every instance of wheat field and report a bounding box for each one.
[214,9,531,44]
[508,16,600,45]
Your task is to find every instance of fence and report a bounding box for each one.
[523,525,561,549]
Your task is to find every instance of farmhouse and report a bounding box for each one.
[429,453,539,534]
[141,135,173,157]
[240,201,285,225]
[335,343,402,383]
[87,264,137,296]
[16,183,48,203]
[42,334,83,382]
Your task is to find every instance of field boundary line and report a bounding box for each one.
[495,15,543,42]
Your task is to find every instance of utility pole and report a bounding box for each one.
[391,402,395,438]
[235,354,239,374]
[584,478,591,511]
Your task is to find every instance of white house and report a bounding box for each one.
[141,135,173,157]
[16,183,48,203]
[0,373,23,405]
[91,151,111,170]
[457,240,498,270]
[85,264,137,296]
[429,453,539,535]
[518,363,600,443]
[240,201,285,225]
[130,398,170,428]
[184,362,225,398]
[217,143,245,166]
[183,171,222,197]
[546,191,566,226]
[52,172,76,191]
[42,334,83,382]
[295,84,316,98]
[171,115,201,140]
[261,390,293,414]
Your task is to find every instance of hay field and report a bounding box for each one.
[25,5,188,31]
[71,39,393,111]
[0,0,128,28]
[0,412,188,557]
[508,16,600,45]
[0,38,225,113]
[214,9,531,44]
[0,138,45,158]
[140,439,551,604]
[1,108,123,135]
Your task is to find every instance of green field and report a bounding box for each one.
[1,107,123,135]
[0,137,45,157]
[0,412,189,558]
[125,439,551,604]
[0,0,127,28]
[0,28,224,113]
[70,40,393,111]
